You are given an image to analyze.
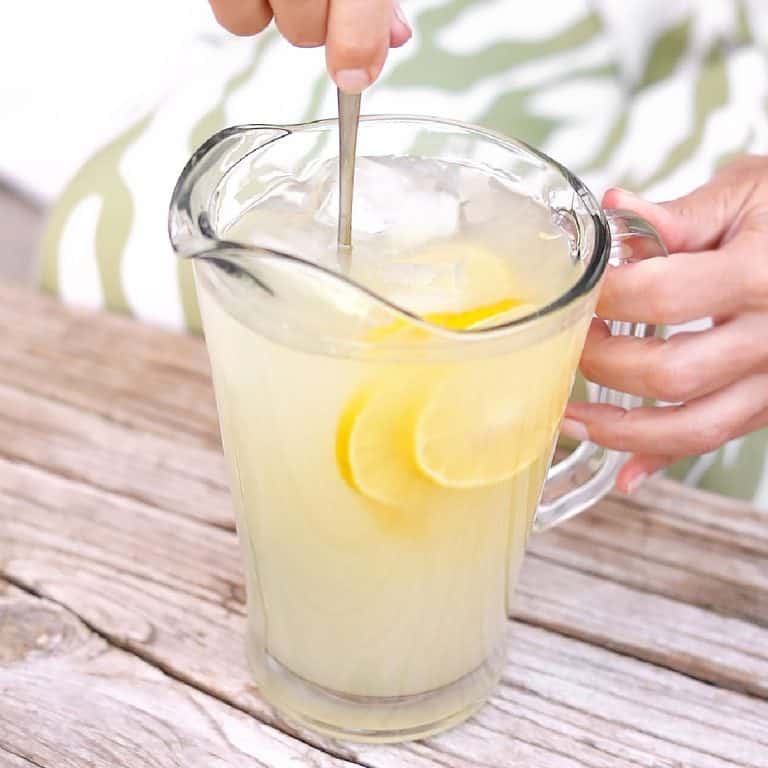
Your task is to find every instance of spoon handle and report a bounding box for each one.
[337,89,361,248]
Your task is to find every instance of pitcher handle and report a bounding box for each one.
[533,209,668,532]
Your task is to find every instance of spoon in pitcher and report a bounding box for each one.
[337,89,361,249]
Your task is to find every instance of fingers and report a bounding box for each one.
[210,0,412,91]
[577,160,768,493]
[600,176,768,325]
[596,228,759,324]
[209,0,273,35]
[327,0,393,93]
[603,180,750,254]
[615,404,768,494]
[615,454,679,494]
[270,0,328,45]
[580,314,768,403]
[561,373,768,457]
[390,3,412,47]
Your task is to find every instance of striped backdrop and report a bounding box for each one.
[39,0,768,505]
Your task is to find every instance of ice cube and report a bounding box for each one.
[314,156,462,246]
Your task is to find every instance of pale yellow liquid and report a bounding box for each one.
[197,157,591,738]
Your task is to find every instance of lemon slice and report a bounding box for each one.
[465,301,538,330]
[365,297,530,344]
[399,241,520,311]
[425,298,528,330]
[336,387,371,490]
[412,300,558,488]
[340,296,543,502]
[336,382,434,537]
[338,240,548,504]
[413,366,563,489]
[341,374,439,509]
[412,318,583,489]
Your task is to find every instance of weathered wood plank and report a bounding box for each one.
[2,461,768,767]
[0,586,353,768]
[0,282,219,446]
[1,373,767,701]
[3,283,768,764]
[3,285,767,621]
[530,481,768,626]
[1,751,41,767]
[514,556,768,697]
[0,382,232,528]
[2,285,767,624]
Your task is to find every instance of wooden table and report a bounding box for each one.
[1,283,767,768]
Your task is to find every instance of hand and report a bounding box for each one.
[561,155,768,494]
[208,0,412,93]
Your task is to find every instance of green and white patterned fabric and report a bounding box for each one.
[36,0,768,506]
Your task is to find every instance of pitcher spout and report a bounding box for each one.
[169,124,292,261]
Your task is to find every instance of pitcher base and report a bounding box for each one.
[246,643,501,743]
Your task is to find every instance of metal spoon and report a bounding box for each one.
[337,89,361,248]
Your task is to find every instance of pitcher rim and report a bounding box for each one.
[169,114,610,339]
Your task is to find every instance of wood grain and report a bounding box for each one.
[2,285,765,622]
[531,483,768,626]
[0,282,219,447]
[1,752,41,767]
[0,585,353,768]
[515,555,768,696]
[0,382,232,529]
[2,283,768,766]
[3,460,768,767]
[0,357,767,698]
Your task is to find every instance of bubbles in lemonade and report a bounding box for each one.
[196,155,590,737]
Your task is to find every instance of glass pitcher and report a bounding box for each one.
[169,116,666,743]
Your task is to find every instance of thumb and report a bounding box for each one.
[327,0,393,94]
[603,184,740,254]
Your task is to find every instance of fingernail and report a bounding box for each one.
[335,68,371,94]
[560,418,589,442]
[394,2,410,29]
[296,41,324,48]
[604,187,644,207]
[625,473,648,496]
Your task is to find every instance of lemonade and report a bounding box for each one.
[194,155,591,738]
